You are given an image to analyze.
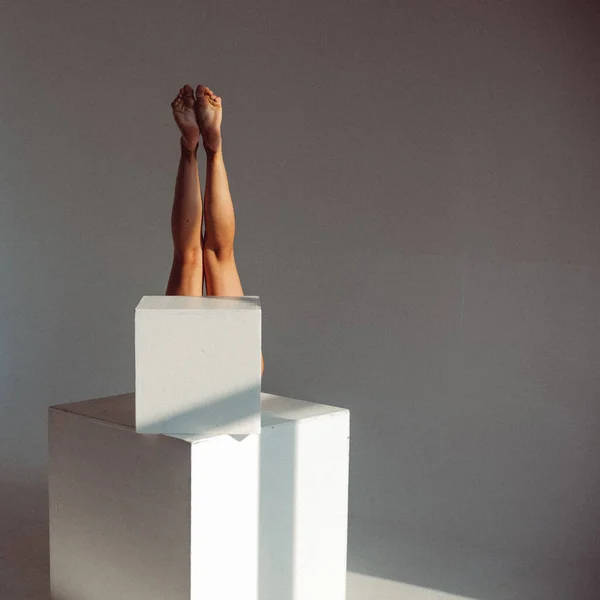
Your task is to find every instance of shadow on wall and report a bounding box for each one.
[0,476,51,600]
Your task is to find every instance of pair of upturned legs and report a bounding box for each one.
[166,84,264,376]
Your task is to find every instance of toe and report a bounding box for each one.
[196,84,207,97]
[180,85,195,108]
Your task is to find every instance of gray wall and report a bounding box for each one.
[2,0,600,597]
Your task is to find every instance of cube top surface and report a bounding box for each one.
[136,295,260,311]
[259,393,348,427]
[49,392,348,442]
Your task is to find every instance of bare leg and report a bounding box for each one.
[166,85,204,296]
[196,85,265,376]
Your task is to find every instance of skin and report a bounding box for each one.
[166,84,265,376]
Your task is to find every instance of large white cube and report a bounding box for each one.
[48,392,349,600]
[135,295,262,435]
[48,393,259,600]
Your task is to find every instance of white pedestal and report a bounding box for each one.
[48,393,259,600]
[48,392,349,600]
[135,295,262,435]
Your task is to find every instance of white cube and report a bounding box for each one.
[48,393,260,600]
[48,392,349,600]
[135,295,262,435]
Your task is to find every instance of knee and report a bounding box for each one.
[203,245,234,264]
[174,247,203,267]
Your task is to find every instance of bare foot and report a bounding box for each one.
[195,85,223,153]
[171,84,200,151]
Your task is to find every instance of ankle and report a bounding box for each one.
[202,132,223,155]
[180,137,199,154]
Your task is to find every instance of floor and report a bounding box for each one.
[346,518,600,600]
[347,572,476,600]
